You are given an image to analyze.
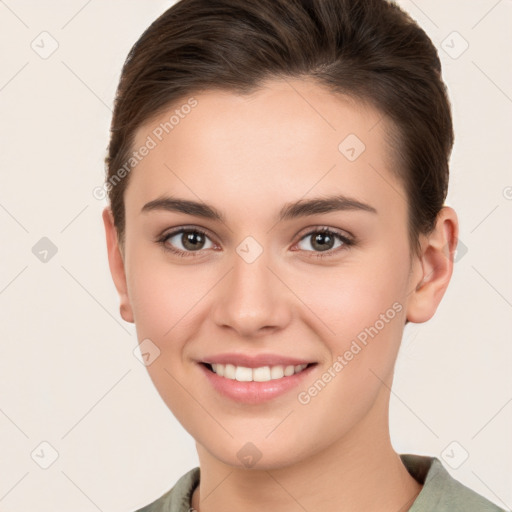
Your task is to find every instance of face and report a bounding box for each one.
[106,78,433,469]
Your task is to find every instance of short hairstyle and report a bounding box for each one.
[105,0,454,259]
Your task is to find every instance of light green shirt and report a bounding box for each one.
[135,453,506,511]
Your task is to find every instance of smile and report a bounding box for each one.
[206,362,310,382]
[199,361,317,404]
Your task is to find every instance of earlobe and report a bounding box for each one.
[102,206,134,324]
[405,206,459,324]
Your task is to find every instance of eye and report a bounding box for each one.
[157,227,216,257]
[295,227,354,259]
[156,226,354,259]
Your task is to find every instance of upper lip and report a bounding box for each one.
[200,353,315,368]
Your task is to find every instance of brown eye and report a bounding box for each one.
[305,231,336,251]
[296,228,354,258]
[159,228,215,256]
[179,230,207,251]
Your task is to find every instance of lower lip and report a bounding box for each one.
[198,363,316,404]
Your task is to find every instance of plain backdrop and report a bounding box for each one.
[0,1,511,511]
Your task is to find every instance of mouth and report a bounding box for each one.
[201,362,316,382]
[198,361,318,404]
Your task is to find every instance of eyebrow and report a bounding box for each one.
[141,194,377,222]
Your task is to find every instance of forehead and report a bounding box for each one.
[125,78,404,224]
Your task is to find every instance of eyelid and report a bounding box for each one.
[158,224,216,243]
[294,225,354,243]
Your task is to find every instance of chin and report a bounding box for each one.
[198,434,314,471]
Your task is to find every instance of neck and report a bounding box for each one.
[191,385,422,512]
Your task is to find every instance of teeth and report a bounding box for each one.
[209,363,308,382]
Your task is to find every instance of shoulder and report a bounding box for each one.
[134,466,200,512]
[401,453,507,512]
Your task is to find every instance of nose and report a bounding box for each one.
[211,248,292,338]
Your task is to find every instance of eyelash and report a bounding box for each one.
[156,226,355,259]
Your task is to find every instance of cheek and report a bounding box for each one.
[290,261,407,436]
[297,249,407,335]
[126,256,211,427]
[293,248,408,382]
[127,250,213,341]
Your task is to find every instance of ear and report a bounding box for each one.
[405,206,459,323]
[102,206,134,323]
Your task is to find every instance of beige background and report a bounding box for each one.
[0,1,511,510]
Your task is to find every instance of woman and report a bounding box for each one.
[102,0,504,510]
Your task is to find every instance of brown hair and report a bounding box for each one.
[104,0,453,259]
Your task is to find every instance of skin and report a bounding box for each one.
[103,77,458,512]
